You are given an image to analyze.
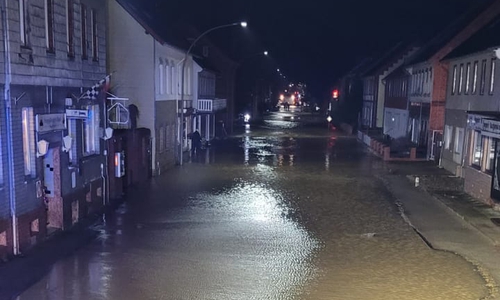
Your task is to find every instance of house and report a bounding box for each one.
[383,66,412,142]
[330,58,371,132]
[180,25,238,138]
[193,58,221,143]
[440,16,500,206]
[107,0,197,174]
[0,0,107,257]
[405,0,500,162]
[361,43,419,131]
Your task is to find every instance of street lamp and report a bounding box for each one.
[179,21,248,165]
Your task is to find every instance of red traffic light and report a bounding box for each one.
[332,89,339,99]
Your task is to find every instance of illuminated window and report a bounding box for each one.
[22,107,35,177]
[159,61,164,94]
[454,127,464,155]
[458,64,464,94]
[471,131,483,167]
[452,65,457,95]
[489,58,496,95]
[444,125,452,150]
[465,63,470,94]
[472,61,478,94]
[67,119,78,165]
[83,105,100,156]
[45,0,55,52]
[486,137,495,172]
[19,0,29,45]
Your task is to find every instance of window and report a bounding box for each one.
[452,65,457,95]
[165,64,170,94]
[19,0,29,45]
[465,63,471,94]
[81,4,87,59]
[159,61,164,94]
[480,59,487,95]
[22,107,35,177]
[66,0,75,56]
[170,63,175,94]
[67,119,78,165]
[445,125,452,150]
[472,61,478,94]
[489,58,496,95]
[45,0,55,52]
[83,105,100,156]
[458,64,464,94]
[91,9,98,61]
[471,131,483,167]
[454,127,464,155]
[486,138,495,172]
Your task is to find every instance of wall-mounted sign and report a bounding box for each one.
[467,114,500,139]
[66,109,88,119]
[36,114,66,133]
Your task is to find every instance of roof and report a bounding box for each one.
[406,0,500,66]
[193,57,220,74]
[115,0,190,51]
[362,41,417,77]
[443,16,500,60]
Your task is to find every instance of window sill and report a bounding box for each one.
[46,49,55,55]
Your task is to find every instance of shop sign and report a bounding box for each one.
[36,113,67,133]
[66,109,88,119]
[482,119,500,138]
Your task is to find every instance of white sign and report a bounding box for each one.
[66,109,88,119]
[36,114,66,133]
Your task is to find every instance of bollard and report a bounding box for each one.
[415,176,420,187]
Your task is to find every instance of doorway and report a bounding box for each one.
[43,147,63,233]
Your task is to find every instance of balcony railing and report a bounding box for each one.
[197,99,227,112]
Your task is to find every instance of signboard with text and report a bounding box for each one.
[36,114,67,133]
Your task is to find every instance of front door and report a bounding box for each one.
[43,147,63,232]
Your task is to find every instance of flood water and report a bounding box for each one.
[19,109,488,300]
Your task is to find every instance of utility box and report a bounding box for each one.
[115,151,125,178]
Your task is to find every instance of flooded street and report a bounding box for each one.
[19,109,488,300]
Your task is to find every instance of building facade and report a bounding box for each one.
[107,0,195,174]
[0,0,107,257]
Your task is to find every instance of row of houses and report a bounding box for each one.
[0,0,237,258]
[332,0,500,207]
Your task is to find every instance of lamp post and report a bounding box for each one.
[178,21,247,165]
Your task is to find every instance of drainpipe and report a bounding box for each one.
[2,0,19,255]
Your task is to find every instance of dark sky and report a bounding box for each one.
[136,0,477,98]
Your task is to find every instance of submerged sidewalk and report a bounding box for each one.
[379,161,500,297]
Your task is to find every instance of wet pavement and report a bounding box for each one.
[10,109,492,299]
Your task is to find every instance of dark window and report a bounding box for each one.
[91,9,98,61]
[480,59,487,95]
[81,4,87,59]
[67,0,75,57]
[45,0,54,52]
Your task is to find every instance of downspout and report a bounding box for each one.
[2,0,19,255]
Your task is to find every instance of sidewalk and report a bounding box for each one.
[0,214,101,300]
[378,161,500,298]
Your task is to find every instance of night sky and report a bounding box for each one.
[134,0,477,99]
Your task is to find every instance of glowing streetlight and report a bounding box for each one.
[264,51,268,56]
[179,21,248,165]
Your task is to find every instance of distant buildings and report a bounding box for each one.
[352,0,500,207]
